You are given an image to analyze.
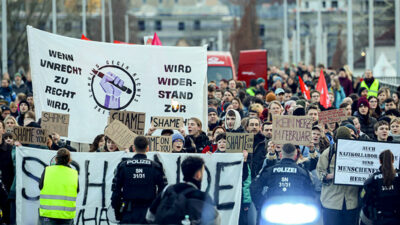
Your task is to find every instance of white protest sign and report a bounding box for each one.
[334,139,400,186]
[16,147,243,225]
[28,26,207,143]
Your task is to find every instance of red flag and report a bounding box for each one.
[151,33,162,46]
[81,34,90,40]
[298,76,310,100]
[316,69,331,108]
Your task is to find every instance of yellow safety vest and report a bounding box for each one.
[360,79,379,97]
[39,165,78,219]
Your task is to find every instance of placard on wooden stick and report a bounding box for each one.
[226,133,254,153]
[318,108,347,125]
[12,127,48,146]
[272,115,313,145]
[109,110,146,135]
[146,136,172,153]
[151,116,184,130]
[41,111,70,137]
[105,120,137,149]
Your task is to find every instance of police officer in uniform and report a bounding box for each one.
[360,150,400,225]
[250,143,315,224]
[111,136,167,224]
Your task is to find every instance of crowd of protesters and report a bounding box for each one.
[1,62,400,225]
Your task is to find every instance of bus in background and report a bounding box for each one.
[237,50,268,90]
[207,51,236,84]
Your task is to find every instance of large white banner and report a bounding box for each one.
[27,26,207,143]
[334,139,400,186]
[16,147,243,225]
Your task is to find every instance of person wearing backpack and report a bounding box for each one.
[111,136,167,224]
[146,156,221,225]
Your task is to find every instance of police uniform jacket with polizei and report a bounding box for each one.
[360,169,400,225]
[250,158,314,209]
[39,165,79,219]
[111,154,167,211]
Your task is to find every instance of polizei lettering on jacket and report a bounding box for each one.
[272,167,297,173]
[126,159,151,165]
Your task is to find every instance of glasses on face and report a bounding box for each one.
[369,100,377,103]
[5,137,13,140]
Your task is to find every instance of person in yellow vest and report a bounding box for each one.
[38,148,78,225]
[360,70,380,97]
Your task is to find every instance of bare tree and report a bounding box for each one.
[229,0,261,67]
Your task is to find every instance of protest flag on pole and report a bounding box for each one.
[81,34,90,40]
[316,69,331,108]
[151,32,162,46]
[298,75,310,100]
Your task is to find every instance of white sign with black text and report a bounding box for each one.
[334,139,400,186]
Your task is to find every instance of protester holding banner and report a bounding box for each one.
[111,136,167,223]
[171,133,186,153]
[183,118,210,153]
[89,134,105,152]
[360,150,400,225]
[317,127,359,225]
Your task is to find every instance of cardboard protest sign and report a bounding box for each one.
[105,120,137,149]
[226,133,254,153]
[41,111,70,137]
[109,110,146,135]
[146,136,172,152]
[28,26,207,144]
[12,127,48,146]
[151,116,184,130]
[334,139,400,186]
[272,115,313,145]
[318,108,347,125]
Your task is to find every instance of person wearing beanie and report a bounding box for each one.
[358,87,368,98]
[16,100,30,126]
[344,124,358,139]
[246,79,258,96]
[354,97,377,138]
[256,78,266,96]
[208,107,220,131]
[296,99,307,108]
[317,126,359,225]
[292,107,306,116]
[12,72,29,95]
[265,92,276,104]
[171,133,186,153]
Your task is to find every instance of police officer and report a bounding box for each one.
[250,143,315,224]
[111,136,167,224]
[38,148,78,225]
[360,150,400,225]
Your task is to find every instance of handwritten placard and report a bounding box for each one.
[272,115,313,145]
[41,112,70,137]
[226,133,254,153]
[318,108,347,125]
[105,120,137,149]
[109,111,146,135]
[12,127,48,146]
[145,136,172,153]
[151,116,184,130]
[335,139,400,186]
